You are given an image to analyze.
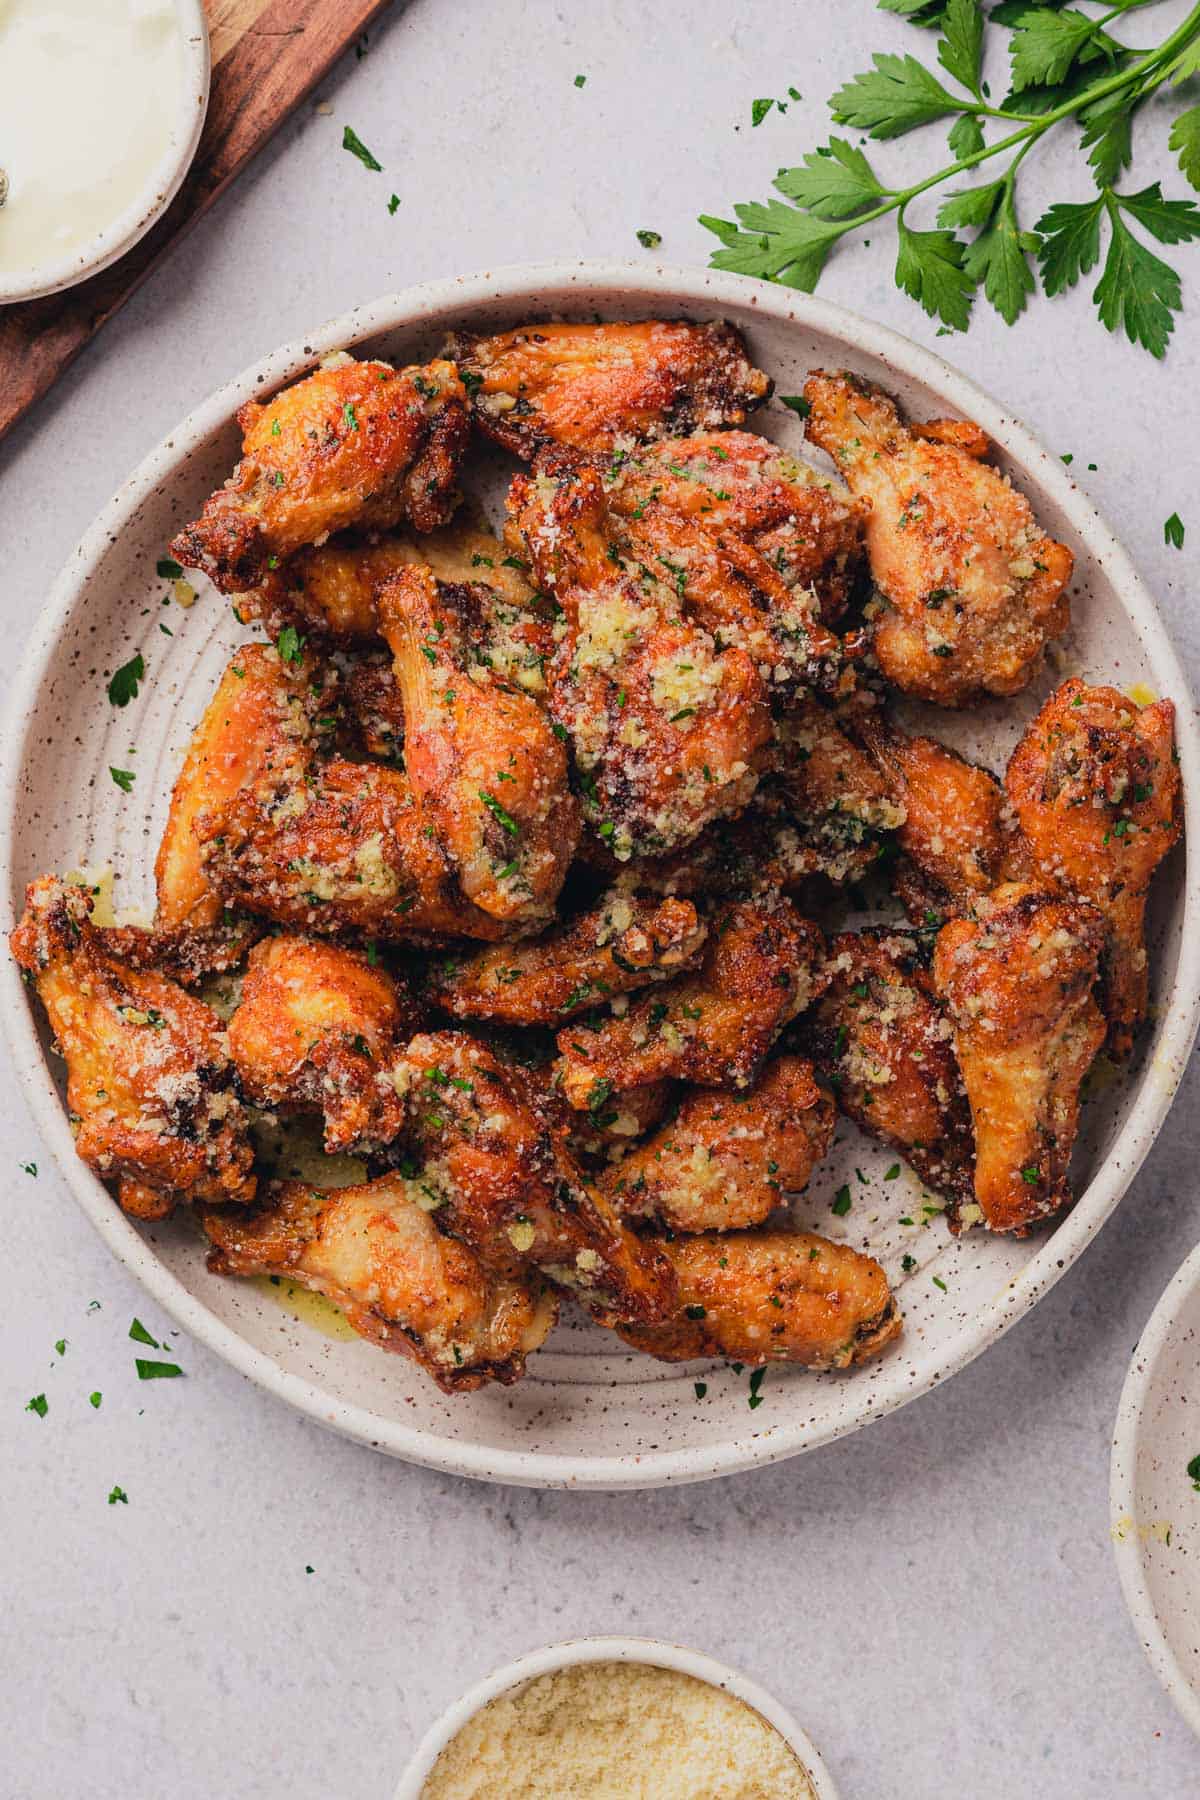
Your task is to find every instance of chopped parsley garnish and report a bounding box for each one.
[55,1338,67,1357]
[388,193,401,215]
[109,767,135,792]
[129,1318,159,1348]
[135,1358,183,1380]
[156,557,183,580]
[19,1161,36,1176]
[574,73,586,88]
[276,626,305,665]
[932,1275,948,1293]
[1188,1452,1200,1489]
[748,1367,767,1409]
[479,790,520,836]
[107,654,145,708]
[751,98,775,128]
[694,1381,708,1400]
[1165,512,1185,549]
[779,395,812,418]
[25,1394,47,1418]
[831,1184,852,1216]
[1020,1166,1040,1185]
[89,1392,102,1409]
[342,125,382,171]
[684,1304,707,1320]
[901,1254,917,1274]
[343,402,359,432]
[636,229,662,249]
[108,1486,128,1506]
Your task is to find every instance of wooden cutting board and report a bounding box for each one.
[0,0,393,443]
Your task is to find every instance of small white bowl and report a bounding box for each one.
[1112,1243,1200,1738]
[0,0,210,305]
[395,1635,840,1799]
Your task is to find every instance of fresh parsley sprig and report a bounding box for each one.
[701,0,1200,355]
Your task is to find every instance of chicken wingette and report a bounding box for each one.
[201,1174,557,1392]
[1005,678,1181,1059]
[803,370,1072,705]
[933,883,1106,1232]
[447,319,770,456]
[170,358,468,593]
[11,876,255,1219]
[615,1230,901,1369]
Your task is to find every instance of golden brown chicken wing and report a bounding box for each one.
[509,453,771,857]
[800,930,974,1212]
[399,1031,676,1324]
[606,430,866,624]
[803,371,1072,705]
[770,701,907,887]
[1005,678,1181,1058]
[615,1229,901,1369]
[227,936,419,1153]
[11,877,255,1219]
[850,708,1029,925]
[932,883,1106,1232]
[170,358,469,594]
[94,917,260,989]
[201,1174,557,1391]
[447,319,770,457]
[197,756,510,944]
[156,643,333,932]
[606,1055,835,1232]
[376,564,579,923]
[432,893,707,1025]
[556,897,822,1106]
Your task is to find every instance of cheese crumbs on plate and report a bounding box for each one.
[420,1661,816,1800]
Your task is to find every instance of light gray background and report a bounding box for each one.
[2,2,1199,1795]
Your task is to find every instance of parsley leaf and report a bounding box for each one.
[962,184,1039,323]
[895,216,975,328]
[704,202,842,289]
[774,138,888,219]
[276,625,305,665]
[156,557,183,580]
[342,126,382,172]
[108,1485,128,1505]
[947,112,985,160]
[830,52,963,138]
[1171,106,1200,193]
[135,1358,183,1380]
[129,1318,159,1347]
[636,229,662,249]
[107,654,145,708]
[1165,512,1185,550]
[937,0,984,98]
[831,1184,852,1216]
[1095,195,1189,358]
[1036,193,1105,293]
[1118,181,1200,247]
[1009,9,1119,95]
[25,1393,47,1418]
[478,790,520,837]
[109,767,135,792]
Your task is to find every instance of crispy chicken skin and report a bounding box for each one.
[851,708,1029,923]
[609,494,845,698]
[447,320,770,457]
[400,1032,677,1324]
[432,893,707,1025]
[1005,678,1181,1058]
[11,877,255,1219]
[932,883,1106,1232]
[771,701,907,886]
[607,1055,835,1232]
[803,371,1072,705]
[606,430,867,624]
[170,358,469,594]
[197,757,510,943]
[227,936,418,1153]
[201,1174,557,1391]
[95,917,260,989]
[376,564,579,923]
[556,897,822,1106]
[510,453,771,857]
[156,644,330,932]
[800,930,974,1212]
[615,1230,901,1369]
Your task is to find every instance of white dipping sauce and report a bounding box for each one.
[0,0,185,279]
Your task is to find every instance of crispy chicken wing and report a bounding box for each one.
[432,893,707,1025]
[799,930,974,1212]
[170,358,468,594]
[606,430,866,624]
[771,701,907,886]
[1005,678,1181,1058]
[201,1174,556,1391]
[556,897,822,1106]
[94,917,260,989]
[447,319,770,457]
[606,1055,835,1232]
[509,453,771,857]
[615,1229,901,1369]
[850,708,1029,924]
[197,756,510,943]
[11,877,255,1219]
[399,1031,676,1324]
[803,371,1072,705]
[376,564,579,923]
[932,883,1106,1232]
[156,643,332,932]
[227,936,419,1153]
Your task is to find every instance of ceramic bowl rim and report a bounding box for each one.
[0,0,210,305]
[4,258,1198,1490]
[392,1633,841,1799]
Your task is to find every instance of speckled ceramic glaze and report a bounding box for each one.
[0,0,210,304]
[1112,1244,1200,1737]
[393,1636,840,1799]
[3,263,1197,1489]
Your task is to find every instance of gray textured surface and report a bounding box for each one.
[2,2,1199,1795]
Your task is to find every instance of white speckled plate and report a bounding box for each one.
[4,262,1198,1489]
[1112,1244,1200,1736]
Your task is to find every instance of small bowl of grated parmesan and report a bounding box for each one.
[396,1636,839,1800]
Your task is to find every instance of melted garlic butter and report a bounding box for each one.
[421,1662,817,1800]
[0,0,186,279]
